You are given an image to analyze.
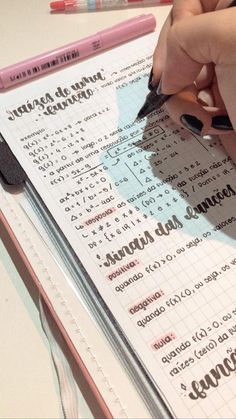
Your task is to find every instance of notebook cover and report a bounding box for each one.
[0,185,152,419]
[0,207,112,419]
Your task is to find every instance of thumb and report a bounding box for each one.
[219,131,236,164]
[161,8,236,94]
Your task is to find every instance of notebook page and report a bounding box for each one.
[1,33,236,418]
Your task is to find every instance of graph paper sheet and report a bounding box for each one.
[1,32,236,418]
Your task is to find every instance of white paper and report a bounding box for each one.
[1,33,236,418]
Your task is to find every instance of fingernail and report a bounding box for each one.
[148,67,154,90]
[229,0,236,7]
[156,78,163,95]
[180,114,203,135]
[211,115,233,130]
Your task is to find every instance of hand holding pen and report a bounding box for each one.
[137,0,236,163]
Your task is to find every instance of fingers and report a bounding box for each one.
[152,0,236,87]
[165,85,211,136]
[152,0,203,84]
[215,64,236,131]
[153,0,236,88]
[152,13,172,85]
[170,0,203,18]
[165,84,233,136]
[165,84,236,164]
[152,0,236,164]
[219,132,236,164]
[215,0,236,10]
[161,9,236,95]
[197,88,215,107]
[195,64,215,91]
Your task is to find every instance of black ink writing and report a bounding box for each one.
[7,71,105,120]
[188,348,236,400]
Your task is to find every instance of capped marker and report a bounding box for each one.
[50,0,172,12]
[0,14,156,89]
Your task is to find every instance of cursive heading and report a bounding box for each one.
[6,71,105,120]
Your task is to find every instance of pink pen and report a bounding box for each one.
[0,14,156,90]
[50,0,172,12]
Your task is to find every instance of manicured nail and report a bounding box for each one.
[211,115,233,130]
[229,0,236,7]
[148,67,154,90]
[180,114,203,135]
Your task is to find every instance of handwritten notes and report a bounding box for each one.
[1,33,236,418]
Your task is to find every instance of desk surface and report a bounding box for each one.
[0,2,170,418]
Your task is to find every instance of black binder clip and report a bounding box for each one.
[0,133,27,186]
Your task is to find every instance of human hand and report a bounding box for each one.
[152,0,236,162]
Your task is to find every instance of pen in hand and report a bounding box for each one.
[136,76,171,120]
[136,0,236,122]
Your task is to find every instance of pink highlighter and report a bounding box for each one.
[0,14,156,90]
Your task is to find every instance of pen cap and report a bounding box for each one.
[100,14,156,48]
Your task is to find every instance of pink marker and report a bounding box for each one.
[50,0,172,12]
[0,14,156,90]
